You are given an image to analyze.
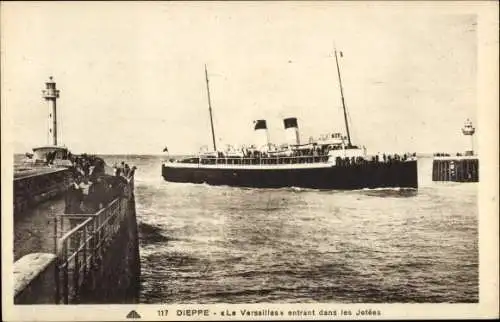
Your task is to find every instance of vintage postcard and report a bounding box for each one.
[1,1,498,321]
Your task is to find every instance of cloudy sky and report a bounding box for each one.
[2,2,483,155]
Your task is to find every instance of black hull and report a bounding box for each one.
[162,161,418,190]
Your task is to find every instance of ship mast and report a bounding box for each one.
[334,48,352,147]
[205,64,217,152]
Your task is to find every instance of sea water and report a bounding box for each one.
[97,155,477,303]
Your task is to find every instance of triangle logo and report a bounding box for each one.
[126,310,141,319]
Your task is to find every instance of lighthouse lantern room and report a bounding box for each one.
[461,118,475,156]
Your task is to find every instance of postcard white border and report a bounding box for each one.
[2,1,498,321]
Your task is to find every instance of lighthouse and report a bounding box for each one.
[42,76,60,146]
[461,118,475,156]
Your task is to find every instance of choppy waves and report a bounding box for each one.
[100,154,478,303]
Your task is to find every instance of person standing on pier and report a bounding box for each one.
[79,176,94,213]
[128,166,137,179]
[64,176,83,214]
[87,176,107,212]
[123,163,130,177]
[63,176,85,252]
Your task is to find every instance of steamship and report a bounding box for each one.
[162,51,418,190]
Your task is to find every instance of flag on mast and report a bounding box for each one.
[340,51,343,57]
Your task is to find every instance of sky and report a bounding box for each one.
[1,2,482,155]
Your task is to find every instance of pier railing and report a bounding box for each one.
[54,177,134,304]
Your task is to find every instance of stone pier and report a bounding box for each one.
[14,178,140,304]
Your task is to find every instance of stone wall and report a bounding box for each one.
[13,194,140,304]
[14,253,57,304]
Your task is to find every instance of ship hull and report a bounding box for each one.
[162,161,418,190]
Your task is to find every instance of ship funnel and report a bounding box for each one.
[283,117,300,145]
[254,119,270,150]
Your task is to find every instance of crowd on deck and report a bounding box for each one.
[64,158,136,215]
[371,152,416,162]
[197,150,417,164]
[434,152,471,157]
[205,143,417,160]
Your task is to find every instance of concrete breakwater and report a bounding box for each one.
[13,167,71,216]
[14,178,140,304]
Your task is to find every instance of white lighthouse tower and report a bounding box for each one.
[42,76,60,146]
[461,118,475,156]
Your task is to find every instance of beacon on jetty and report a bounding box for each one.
[13,77,73,214]
[21,76,73,168]
[161,50,418,190]
[14,77,112,214]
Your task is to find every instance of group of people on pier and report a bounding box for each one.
[434,152,473,157]
[64,159,135,215]
[113,161,137,178]
[334,152,416,167]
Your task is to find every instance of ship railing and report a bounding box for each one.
[53,177,134,304]
[198,155,331,166]
[195,153,417,167]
